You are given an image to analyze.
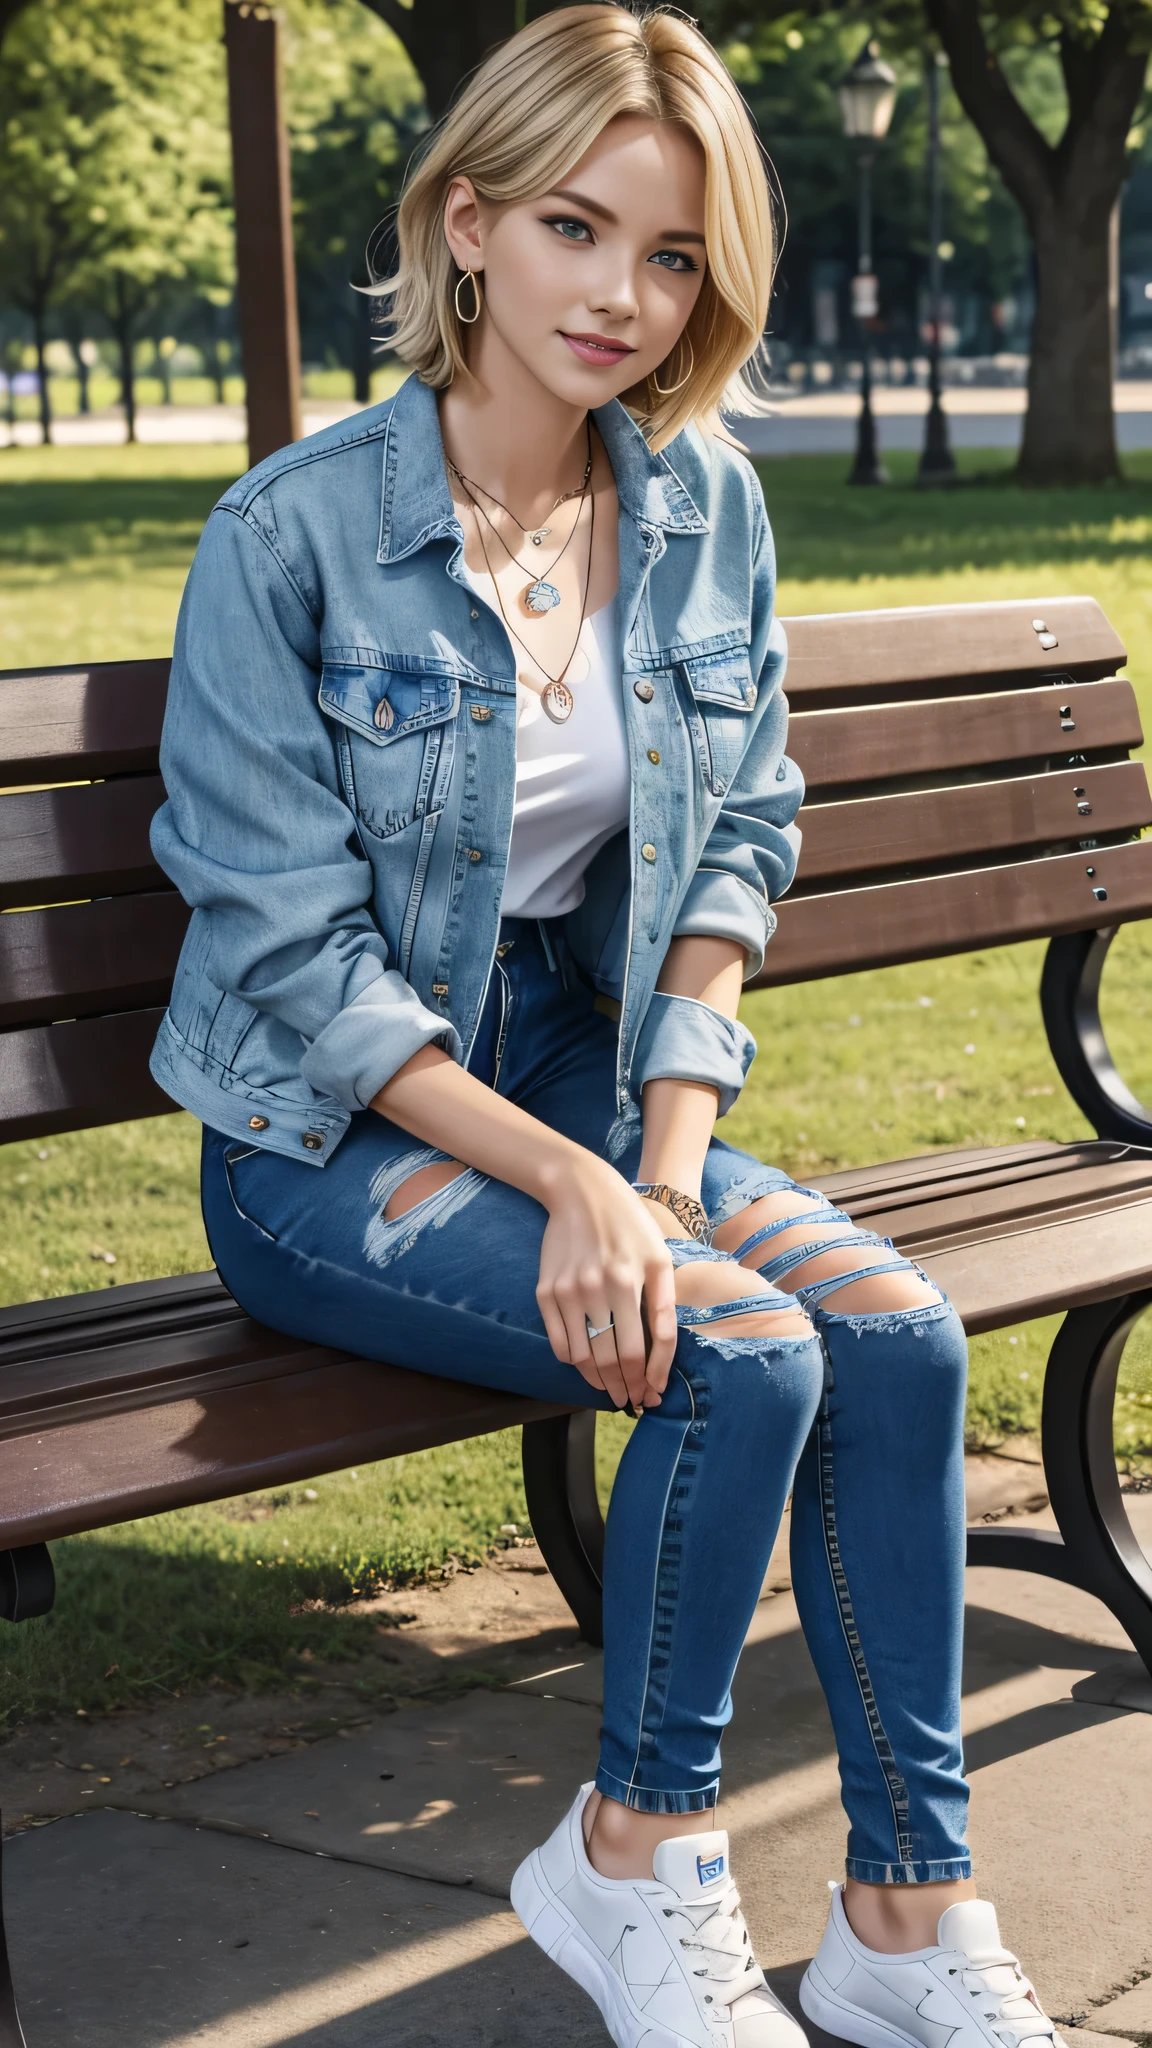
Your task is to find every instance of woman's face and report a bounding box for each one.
[444,114,708,405]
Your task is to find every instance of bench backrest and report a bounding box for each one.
[0,596,1147,1145]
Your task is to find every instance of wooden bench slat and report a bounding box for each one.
[788,679,1140,794]
[0,775,165,910]
[814,1140,1068,1203]
[864,1158,1152,1251]
[0,659,169,784]
[820,1141,1132,1218]
[780,596,1126,707]
[796,762,1152,885]
[0,1357,571,1550]
[755,840,1152,984]
[922,1198,1152,1333]
[0,1008,175,1142]
[0,891,188,1028]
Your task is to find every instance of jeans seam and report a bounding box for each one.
[222,1148,278,1242]
[625,1362,698,1803]
[816,1338,917,1873]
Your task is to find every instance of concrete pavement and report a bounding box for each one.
[3,1465,1150,2046]
[7,382,1152,457]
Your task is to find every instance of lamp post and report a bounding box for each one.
[918,49,957,485]
[838,38,897,487]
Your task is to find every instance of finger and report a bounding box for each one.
[588,1328,634,1411]
[537,1286,574,1366]
[607,1295,655,1409]
[643,1259,679,1393]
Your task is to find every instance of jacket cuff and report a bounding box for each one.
[671,869,778,981]
[299,968,462,1110]
[630,993,756,1119]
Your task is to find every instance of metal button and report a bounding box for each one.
[641,842,657,863]
[1061,718,1076,732]
[1092,886,1109,902]
[743,684,757,707]
[470,704,492,722]
[302,1131,324,1151]
[432,982,449,996]
[470,608,479,620]
[248,1115,269,1131]
[467,848,482,862]
[634,680,655,703]
[647,748,661,765]
[1085,866,1096,877]
[1039,633,1058,649]
[1077,800,1093,816]
[1032,618,1047,632]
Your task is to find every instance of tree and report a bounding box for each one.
[921,2,1150,483]
[355,0,514,120]
[0,0,233,443]
[285,0,426,399]
[708,0,1151,484]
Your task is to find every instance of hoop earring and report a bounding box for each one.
[454,268,482,325]
[651,334,694,397]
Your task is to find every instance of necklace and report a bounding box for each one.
[462,475,595,724]
[448,420,593,616]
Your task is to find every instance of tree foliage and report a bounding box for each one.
[0,0,232,439]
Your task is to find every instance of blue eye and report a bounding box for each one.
[544,216,594,242]
[650,249,699,273]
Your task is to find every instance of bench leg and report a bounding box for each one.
[0,1547,54,1626]
[966,1292,1152,1676]
[521,1413,605,1646]
[0,1820,27,2047]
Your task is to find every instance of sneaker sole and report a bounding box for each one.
[510,1846,694,2048]
[799,1965,931,2048]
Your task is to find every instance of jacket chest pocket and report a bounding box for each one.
[678,647,758,798]
[319,660,460,841]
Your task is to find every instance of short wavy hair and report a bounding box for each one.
[371,5,775,449]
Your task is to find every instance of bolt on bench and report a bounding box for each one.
[0,594,1150,1675]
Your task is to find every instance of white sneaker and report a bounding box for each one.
[799,1885,1065,2048]
[511,1782,808,2048]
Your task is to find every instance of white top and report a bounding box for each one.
[464,567,631,920]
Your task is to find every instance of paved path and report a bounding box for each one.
[7,384,1152,457]
[4,1461,1150,2044]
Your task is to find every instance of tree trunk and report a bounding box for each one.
[114,307,136,443]
[71,338,91,414]
[212,341,227,406]
[923,0,1146,486]
[358,0,515,119]
[351,289,373,404]
[31,302,52,446]
[1021,208,1118,483]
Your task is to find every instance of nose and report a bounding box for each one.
[588,256,640,326]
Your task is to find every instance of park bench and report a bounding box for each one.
[0,596,1150,2032]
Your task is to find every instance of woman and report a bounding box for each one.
[150,11,1064,2048]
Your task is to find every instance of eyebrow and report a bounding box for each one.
[544,186,706,245]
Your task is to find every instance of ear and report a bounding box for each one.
[443,177,485,275]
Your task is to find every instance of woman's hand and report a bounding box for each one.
[536,1154,679,1411]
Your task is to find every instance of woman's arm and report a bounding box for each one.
[636,935,746,1209]
[371,1051,678,1411]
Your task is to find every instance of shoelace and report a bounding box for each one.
[945,1952,1058,2048]
[662,1880,766,2014]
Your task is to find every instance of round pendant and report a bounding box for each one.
[524,578,561,615]
[541,680,574,723]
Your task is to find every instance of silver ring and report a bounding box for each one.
[585,1314,615,1341]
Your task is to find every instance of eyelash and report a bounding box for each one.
[542,216,699,272]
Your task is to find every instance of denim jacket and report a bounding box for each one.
[149,372,803,1166]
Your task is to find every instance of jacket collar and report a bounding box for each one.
[377,371,708,564]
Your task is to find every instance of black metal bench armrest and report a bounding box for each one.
[1041,926,1152,1148]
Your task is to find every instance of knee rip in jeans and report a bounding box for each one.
[711,1192,942,1318]
[674,1256,815,1342]
[364,1147,486,1268]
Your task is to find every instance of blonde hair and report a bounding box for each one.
[373,5,774,449]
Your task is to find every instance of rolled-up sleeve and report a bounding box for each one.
[631,992,756,1118]
[150,506,457,1112]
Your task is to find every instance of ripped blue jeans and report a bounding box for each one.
[200,917,971,1880]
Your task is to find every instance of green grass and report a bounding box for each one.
[0,439,1149,1722]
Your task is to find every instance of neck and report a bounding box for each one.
[438,320,592,525]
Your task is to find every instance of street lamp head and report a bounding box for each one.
[838,38,898,142]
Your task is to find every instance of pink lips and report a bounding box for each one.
[561,331,637,368]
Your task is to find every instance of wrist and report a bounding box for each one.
[530,1136,605,1209]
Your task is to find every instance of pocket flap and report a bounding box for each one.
[681,648,758,712]
[319,662,460,746]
